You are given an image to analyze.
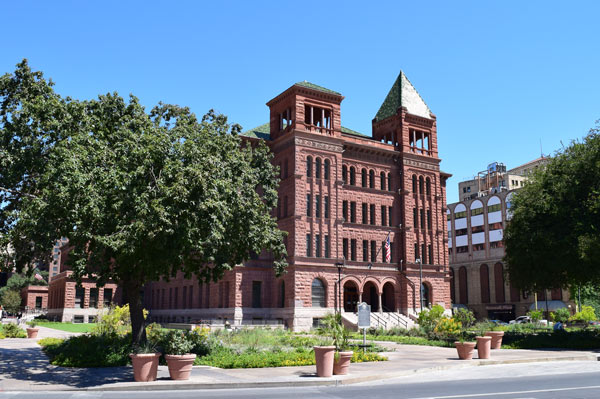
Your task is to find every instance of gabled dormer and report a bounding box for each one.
[372,71,438,158]
[266,81,344,141]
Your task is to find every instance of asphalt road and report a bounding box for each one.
[2,361,600,399]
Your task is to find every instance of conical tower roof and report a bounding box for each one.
[374,71,432,121]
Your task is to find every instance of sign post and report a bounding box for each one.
[357,302,371,353]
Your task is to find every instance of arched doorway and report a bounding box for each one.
[382,282,395,312]
[421,282,430,308]
[363,281,379,312]
[343,281,359,312]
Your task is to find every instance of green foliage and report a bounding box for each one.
[131,340,158,355]
[417,304,445,335]
[35,321,96,333]
[39,334,132,367]
[0,60,288,344]
[453,308,476,328]
[550,308,571,323]
[27,320,38,328]
[0,289,22,313]
[528,309,544,323]
[163,330,194,355]
[91,305,135,337]
[0,274,48,304]
[505,122,600,291]
[502,329,600,350]
[0,332,5,339]
[317,313,350,351]
[570,305,596,322]
[1,323,27,338]
[433,317,462,340]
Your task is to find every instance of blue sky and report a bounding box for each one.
[2,1,599,203]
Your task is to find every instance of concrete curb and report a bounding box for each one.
[87,353,599,391]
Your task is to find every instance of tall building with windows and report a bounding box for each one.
[448,159,573,321]
[145,72,452,330]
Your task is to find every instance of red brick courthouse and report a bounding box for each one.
[146,73,452,330]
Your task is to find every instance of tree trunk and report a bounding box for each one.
[123,279,147,345]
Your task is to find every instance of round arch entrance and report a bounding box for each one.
[382,282,396,312]
[343,281,359,312]
[363,281,379,312]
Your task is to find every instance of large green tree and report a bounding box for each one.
[505,122,600,293]
[1,60,287,343]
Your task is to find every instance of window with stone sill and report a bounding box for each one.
[342,165,348,184]
[351,239,357,261]
[315,158,322,179]
[380,172,386,190]
[362,240,368,262]
[361,168,367,187]
[350,167,356,185]
[455,228,468,236]
[350,202,356,223]
[369,170,375,189]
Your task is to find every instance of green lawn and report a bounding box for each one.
[36,322,96,333]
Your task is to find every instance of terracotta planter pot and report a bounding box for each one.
[313,346,335,377]
[476,336,492,359]
[333,351,353,375]
[165,354,197,380]
[485,331,505,349]
[454,341,476,360]
[129,353,161,382]
[26,328,39,339]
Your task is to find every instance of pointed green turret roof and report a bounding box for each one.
[374,71,432,122]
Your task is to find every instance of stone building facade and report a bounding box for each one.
[20,285,48,311]
[448,189,573,321]
[146,73,452,330]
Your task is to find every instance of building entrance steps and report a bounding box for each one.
[341,311,414,331]
[1,334,598,392]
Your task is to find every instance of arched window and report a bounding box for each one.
[421,283,430,308]
[459,266,468,304]
[311,278,326,307]
[419,176,424,194]
[380,172,386,191]
[324,159,330,180]
[279,280,285,308]
[369,170,375,189]
[412,175,417,193]
[495,263,505,303]
[426,178,431,195]
[342,165,348,184]
[306,156,312,178]
[350,167,356,185]
[388,173,392,192]
[361,168,367,187]
[315,158,321,179]
[480,264,490,303]
[450,268,455,304]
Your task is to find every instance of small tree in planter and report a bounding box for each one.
[474,322,492,359]
[449,319,476,360]
[26,320,39,339]
[320,313,353,375]
[164,330,196,380]
[485,322,506,350]
[130,341,161,382]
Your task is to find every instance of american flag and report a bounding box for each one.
[384,236,391,263]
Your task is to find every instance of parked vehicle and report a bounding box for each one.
[509,316,531,324]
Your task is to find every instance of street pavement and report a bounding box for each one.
[0,328,599,392]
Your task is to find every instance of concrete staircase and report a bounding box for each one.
[341,311,415,331]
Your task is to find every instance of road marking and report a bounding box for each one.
[408,384,600,399]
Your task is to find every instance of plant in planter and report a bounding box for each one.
[26,320,40,339]
[164,330,196,380]
[436,316,475,360]
[485,323,505,350]
[326,314,353,375]
[130,341,161,382]
[474,322,492,359]
[314,313,343,377]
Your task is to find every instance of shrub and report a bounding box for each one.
[417,304,445,335]
[1,323,27,338]
[550,308,570,323]
[39,334,131,367]
[163,330,194,355]
[433,317,461,340]
[0,290,22,314]
[570,305,596,323]
[528,309,544,323]
[92,304,132,336]
[453,308,475,328]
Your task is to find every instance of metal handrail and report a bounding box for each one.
[381,305,408,329]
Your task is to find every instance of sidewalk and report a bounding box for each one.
[1,333,598,392]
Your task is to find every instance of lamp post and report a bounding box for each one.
[416,258,423,310]
[335,258,345,316]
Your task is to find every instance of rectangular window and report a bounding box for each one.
[35,296,43,309]
[362,203,368,224]
[89,288,98,308]
[455,228,468,236]
[389,206,393,227]
[343,200,348,221]
[371,241,376,263]
[471,208,483,216]
[75,287,85,309]
[315,195,321,218]
[315,234,321,257]
[324,235,330,258]
[362,240,368,262]
[427,210,432,230]
[324,196,329,218]
[420,209,425,229]
[488,204,502,213]
[306,234,312,257]
[456,245,469,253]
[421,244,426,263]
[428,245,433,265]
[454,211,467,219]
[252,281,262,308]
[473,243,485,251]
[390,242,393,263]
[307,194,312,217]
[413,208,418,228]
[350,202,356,223]
[382,241,386,263]
[472,225,485,233]
[415,243,419,261]
[370,204,376,225]
[381,205,387,226]
[351,239,357,261]
[343,238,349,260]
